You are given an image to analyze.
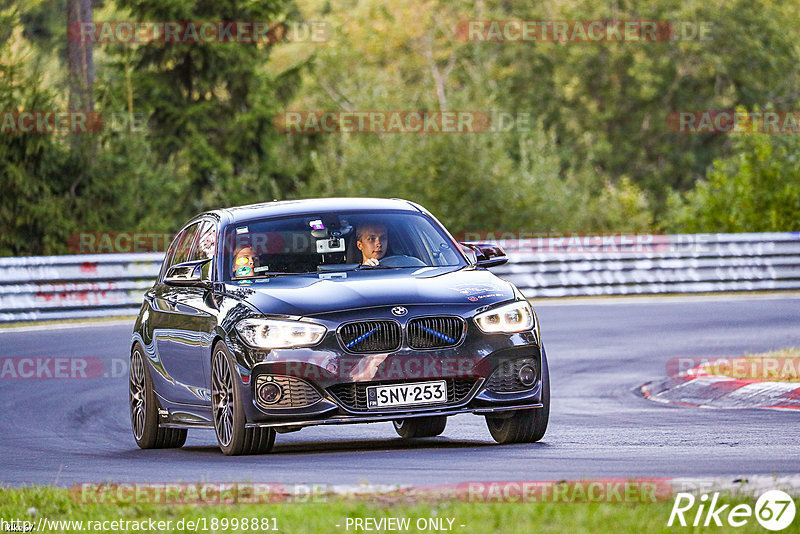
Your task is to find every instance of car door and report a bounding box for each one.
[147,220,218,406]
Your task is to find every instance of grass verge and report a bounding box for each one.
[0,486,796,533]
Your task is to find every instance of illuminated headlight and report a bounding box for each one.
[236,318,326,349]
[474,301,535,334]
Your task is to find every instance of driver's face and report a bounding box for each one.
[357,225,388,262]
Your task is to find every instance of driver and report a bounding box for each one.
[356,223,388,266]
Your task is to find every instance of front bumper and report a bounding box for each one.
[226,304,546,427]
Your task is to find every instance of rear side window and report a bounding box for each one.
[190,220,217,280]
[159,230,184,281]
[172,223,201,265]
[158,223,200,281]
[191,220,216,261]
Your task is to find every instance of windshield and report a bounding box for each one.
[222,210,466,281]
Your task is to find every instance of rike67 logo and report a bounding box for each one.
[668,490,796,530]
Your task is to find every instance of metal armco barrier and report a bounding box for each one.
[0,253,163,322]
[491,232,800,298]
[0,233,798,322]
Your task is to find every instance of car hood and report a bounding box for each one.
[226,267,516,316]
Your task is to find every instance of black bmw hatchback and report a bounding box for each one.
[129,198,549,455]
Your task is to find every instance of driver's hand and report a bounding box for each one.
[363,258,379,266]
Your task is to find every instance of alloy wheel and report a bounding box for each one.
[129,349,147,440]
[212,350,234,447]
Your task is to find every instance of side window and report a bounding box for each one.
[159,222,200,282]
[190,220,217,280]
[191,221,216,261]
[172,223,201,266]
[159,229,187,281]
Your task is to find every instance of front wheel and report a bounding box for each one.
[129,343,187,449]
[393,416,447,438]
[211,343,275,455]
[485,349,550,444]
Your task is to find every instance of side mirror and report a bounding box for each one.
[459,242,508,268]
[164,258,213,287]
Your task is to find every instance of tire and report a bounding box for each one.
[129,343,187,449]
[392,416,447,438]
[485,349,550,444]
[211,342,275,455]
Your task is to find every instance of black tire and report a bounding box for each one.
[129,343,187,449]
[485,349,550,444]
[392,416,447,438]
[211,342,275,455]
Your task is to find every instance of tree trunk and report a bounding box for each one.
[67,0,94,111]
[67,0,94,193]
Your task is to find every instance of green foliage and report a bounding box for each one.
[112,0,292,215]
[664,131,800,232]
[0,26,71,256]
[487,0,800,203]
[3,0,800,256]
[300,126,653,233]
[287,0,653,234]
[2,0,297,255]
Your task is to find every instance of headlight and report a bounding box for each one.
[474,301,535,334]
[235,318,327,349]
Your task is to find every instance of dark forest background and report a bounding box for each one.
[2,0,799,255]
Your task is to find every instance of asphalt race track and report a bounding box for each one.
[2,295,799,487]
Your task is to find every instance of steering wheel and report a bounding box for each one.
[379,255,427,268]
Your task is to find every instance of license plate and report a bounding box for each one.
[366,380,447,409]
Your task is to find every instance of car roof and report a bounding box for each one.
[208,197,424,225]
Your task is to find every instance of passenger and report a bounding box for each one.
[232,246,256,277]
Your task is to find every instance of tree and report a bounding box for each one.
[282,0,653,233]
[113,0,295,216]
[0,12,72,255]
[479,0,800,210]
[664,127,800,233]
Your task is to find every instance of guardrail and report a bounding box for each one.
[0,253,163,322]
[0,233,798,322]
[491,232,800,297]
